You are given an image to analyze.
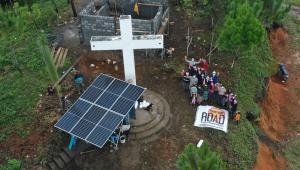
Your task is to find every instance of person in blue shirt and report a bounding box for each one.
[212,71,219,84]
[74,71,84,94]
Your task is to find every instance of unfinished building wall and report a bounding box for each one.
[80,1,167,45]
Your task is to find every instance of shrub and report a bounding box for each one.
[177,142,225,170]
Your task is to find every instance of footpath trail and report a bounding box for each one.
[254,25,300,169]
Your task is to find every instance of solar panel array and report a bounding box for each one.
[54,74,144,148]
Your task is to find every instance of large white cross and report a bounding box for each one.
[90,15,164,85]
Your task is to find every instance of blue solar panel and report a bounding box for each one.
[92,74,114,90]
[111,97,135,115]
[71,119,95,139]
[82,105,107,124]
[55,74,145,148]
[54,112,80,132]
[106,79,129,95]
[95,92,119,108]
[86,126,113,148]
[122,84,144,101]
[98,111,123,130]
[68,99,91,117]
[81,86,103,102]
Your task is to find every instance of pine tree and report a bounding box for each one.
[176,142,224,170]
[217,3,265,54]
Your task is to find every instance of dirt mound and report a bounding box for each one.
[269,28,289,49]
[254,141,287,170]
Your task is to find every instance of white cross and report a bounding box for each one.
[90,15,164,85]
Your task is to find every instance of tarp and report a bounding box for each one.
[194,106,229,133]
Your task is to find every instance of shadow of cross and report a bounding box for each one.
[90,15,164,85]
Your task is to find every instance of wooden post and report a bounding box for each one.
[70,0,77,17]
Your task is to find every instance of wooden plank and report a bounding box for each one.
[56,48,65,68]
[53,47,62,65]
[53,54,84,88]
[137,3,163,6]
[59,48,68,67]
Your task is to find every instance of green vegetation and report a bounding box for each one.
[0,159,21,170]
[0,1,67,142]
[180,0,281,169]
[286,0,300,5]
[180,0,225,17]
[281,3,300,169]
[218,3,266,53]
[177,142,224,170]
[283,139,300,170]
[218,2,274,169]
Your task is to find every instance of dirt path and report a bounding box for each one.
[254,26,300,169]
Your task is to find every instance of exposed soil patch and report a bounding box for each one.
[0,133,43,158]
[255,27,300,169]
[260,28,300,141]
[254,141,287,170]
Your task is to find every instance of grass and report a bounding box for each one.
[0,159,21,170]
[286,0,300,6]
[278,7,300,170]
[0,0,69,165]
[283,139,300,170]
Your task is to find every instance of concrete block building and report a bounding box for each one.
[79,0,169,46]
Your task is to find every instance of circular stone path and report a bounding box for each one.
[130,90,171,143]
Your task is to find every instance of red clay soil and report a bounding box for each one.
[254,28,300,169]
[76,51,154,83]
[254,141,287,170]
[0,132,45,160]
[260,28,300,141]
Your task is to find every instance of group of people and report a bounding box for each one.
[181,56,240,124]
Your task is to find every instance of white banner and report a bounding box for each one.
[194,106,229,133]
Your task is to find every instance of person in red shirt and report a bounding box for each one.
[202,59,209,71]
[208,82,214,101]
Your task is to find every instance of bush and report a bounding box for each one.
[177,142,225,170]
[0,159,21,170]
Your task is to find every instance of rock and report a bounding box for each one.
[114,65,119,71]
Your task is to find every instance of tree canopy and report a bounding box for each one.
[177,142,224,170]
[217,3,266,53]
